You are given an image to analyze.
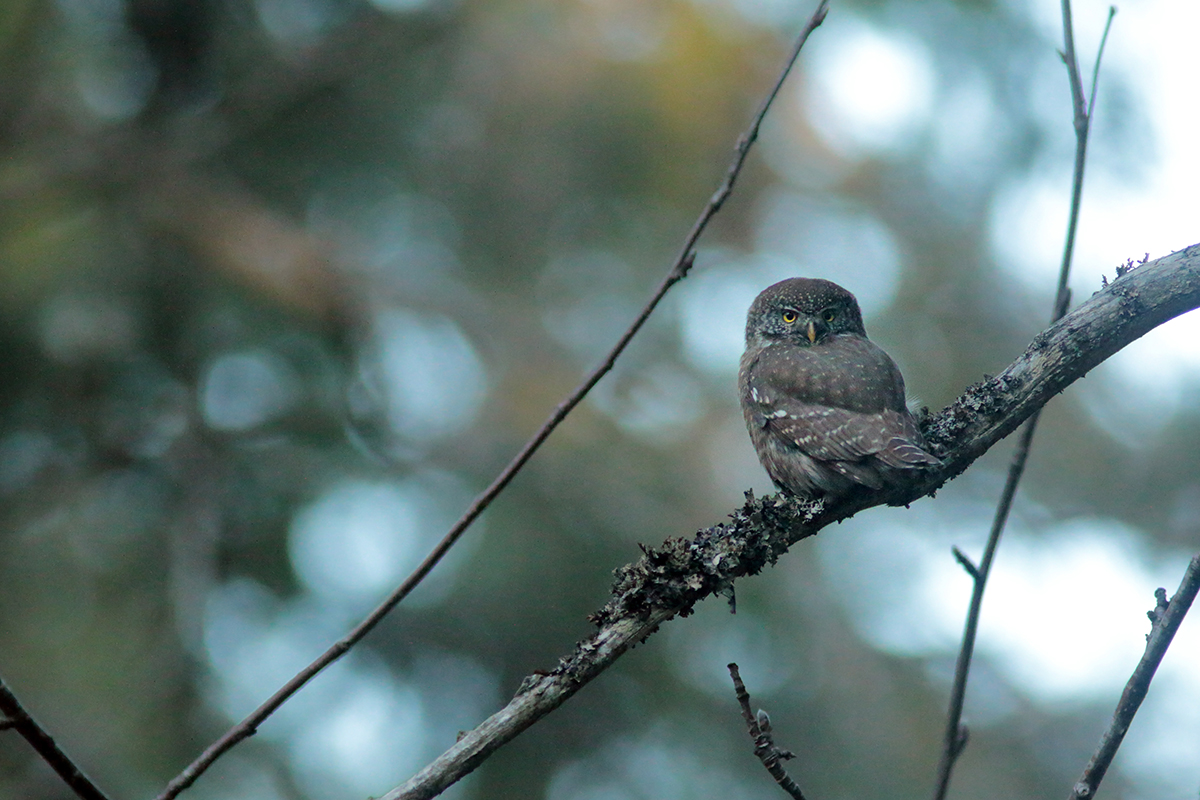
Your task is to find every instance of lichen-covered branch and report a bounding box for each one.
[383,244,1200,800]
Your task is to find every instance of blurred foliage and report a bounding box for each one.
[0,1,1195,800]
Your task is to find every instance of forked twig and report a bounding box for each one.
[1068,554,1200,800]
[155,3,830,798]
[932,3,1116,798]
[0,676,111,800]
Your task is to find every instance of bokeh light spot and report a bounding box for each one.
[368,309,487,443]
[806,20,936,157]
[287,671,426,798]
[820,513,1187,705]
[201,349,299,432]
[290,480,421,603]
[289,470,479,609]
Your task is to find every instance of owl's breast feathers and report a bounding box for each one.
[739,334,941,494]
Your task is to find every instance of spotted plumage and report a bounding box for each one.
[738,278,940,498]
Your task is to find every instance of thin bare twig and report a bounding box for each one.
[1068,554,1200,800]
[0,676,111,800]
[932,3,1114,798]
[155,4,830,799]
[1086,8,1117,120]
[1057,3,1116,318]
[729,663,807,800]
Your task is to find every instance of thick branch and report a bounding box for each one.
[385,245,1200,800]
[921,245,1200,472]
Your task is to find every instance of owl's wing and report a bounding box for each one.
[755,401,940,492]
[759,401,898,462]
[873,425,943,468]
[743,343,941,469]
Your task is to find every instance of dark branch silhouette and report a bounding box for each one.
[384,245,1200,800]
[1068,554,1200,800]
[0,676,111,800]
[154,3,831,798]
[729,663,807,799]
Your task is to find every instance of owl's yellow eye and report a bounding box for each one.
[781,310,798,324]
[822,308,837,323]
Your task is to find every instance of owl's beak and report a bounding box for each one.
[805,320,817,343]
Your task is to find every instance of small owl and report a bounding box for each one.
[738,278,940,498]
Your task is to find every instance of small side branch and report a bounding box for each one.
[933,415,1038,799]
[951,546,979,581]
[1056,0,1115,317]
[1085,8,1118,120]
[728,664,807,800]
[0,676,111,800]
[1068,554,1200,800]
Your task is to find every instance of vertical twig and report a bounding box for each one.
[155,4,831,799]
[0,676,111,800]
[1068,554,1200,800]
[931,4,1115,799]
[1055,4,1117,319]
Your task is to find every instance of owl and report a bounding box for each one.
[738,278,941,498]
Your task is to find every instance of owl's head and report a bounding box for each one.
[745,278,867,347]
